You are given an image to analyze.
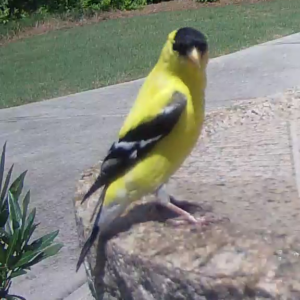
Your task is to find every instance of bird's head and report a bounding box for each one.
[159,27,209,76]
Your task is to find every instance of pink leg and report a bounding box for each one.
[155,186,211,226]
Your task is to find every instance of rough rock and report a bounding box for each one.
[74,89,300,300]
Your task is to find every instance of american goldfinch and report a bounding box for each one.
[76,27,209,271]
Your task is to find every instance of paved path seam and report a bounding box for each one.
[290,121,300,198]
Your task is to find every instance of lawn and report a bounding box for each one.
[0,0,299,109]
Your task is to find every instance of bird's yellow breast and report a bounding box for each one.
[103,71,205,208]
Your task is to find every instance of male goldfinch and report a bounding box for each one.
[76,27,209,271]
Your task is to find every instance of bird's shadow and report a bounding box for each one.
[92,198,212,299]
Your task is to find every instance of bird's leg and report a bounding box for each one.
[155,185,210,226]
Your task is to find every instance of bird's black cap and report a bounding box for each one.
[173,27,208,56]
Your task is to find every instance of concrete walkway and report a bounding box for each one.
[0,33,300,300]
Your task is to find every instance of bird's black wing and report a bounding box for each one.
[81,91,187,203]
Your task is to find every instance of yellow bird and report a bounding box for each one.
[76,27,209,271]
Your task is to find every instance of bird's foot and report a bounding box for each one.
[154,185,228,228]
[166,214,216,227]
[159,197,217,228]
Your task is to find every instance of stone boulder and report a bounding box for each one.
[74,90,300,299]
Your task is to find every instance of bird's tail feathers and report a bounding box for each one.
[76,224,99,272]
[81,175,104,204]
[76,185,107,272]
[90,186,107,222]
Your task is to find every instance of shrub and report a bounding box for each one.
[80,0,147,11]
[0,142,63,300]
[0,0,13,24]
[0,0,157,23]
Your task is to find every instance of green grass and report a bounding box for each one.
[1,0,300,109]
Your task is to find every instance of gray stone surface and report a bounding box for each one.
[74,92,300,299]
[0,33,299,299]
[171,92,300,236]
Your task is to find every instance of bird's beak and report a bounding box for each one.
[188,47,201,68]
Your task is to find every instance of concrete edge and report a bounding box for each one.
[54,275,88,300]
[63,282,93,300]
[290,121,300,199]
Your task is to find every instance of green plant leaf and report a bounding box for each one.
[8,192,22,231]
[9,171,27,201]
[6,228,20,265]
[5,217,12,236]
[22,208,36,246]
[22,223,38,250]
[10,269,27,279]
[0,203,9,229]
[20,191,30,240]
[0,142,7,195]
[38,242,63,260]
[21,192,30,227]
[13,249,41,269]
[27,230,59,252]
[10,192,22,220]
[0,242,6,263]
[0,164,14,207]
[21,243,63,269]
